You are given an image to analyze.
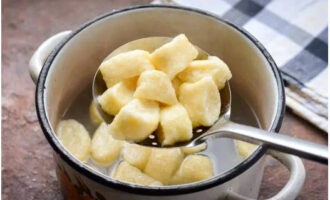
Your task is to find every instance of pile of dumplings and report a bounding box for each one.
[98,34,232,145]
[56,34,235,186]
[57,119,212,186]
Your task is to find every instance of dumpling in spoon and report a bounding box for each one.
[100,50,154,87]
[89,101,103,126]
[179,77,221,127]
[98,77,137,116]
[157,104,192,146]
[109,99,159,142]
[134,70,177,105]
[178,56,232,89]
[150,34,198,79]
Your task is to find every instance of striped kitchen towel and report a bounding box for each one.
[153,0,328,132]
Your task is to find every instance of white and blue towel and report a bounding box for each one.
[154,0,328,132]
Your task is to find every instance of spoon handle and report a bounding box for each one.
[209,121,328,164]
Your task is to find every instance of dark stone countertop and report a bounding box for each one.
[2,0,328,199]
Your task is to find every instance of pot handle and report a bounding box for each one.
[29,31,72,84]
[225,150,305,200]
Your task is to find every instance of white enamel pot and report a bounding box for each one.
[29,5,305,200]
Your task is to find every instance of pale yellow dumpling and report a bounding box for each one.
[144,148,184,184]
[98,78,136,116]
[122,143,151,170]
[109,99,159,142]
[134,70,177,105]
[100,50,154,87]
[91,123,123,167]
[112,161,163,186]
[158,104,192,146]
[89,101,103,126]
[181,143,207,155]
[171,155,213,184]
[150,34,198,79]
[178,56,232,89]
[179,77,220,127]
[56,119,91,162]
[236,140,258,159]
[172,77,182,97]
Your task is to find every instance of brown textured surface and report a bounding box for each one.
[2,0,328,199]
[259,111,328,200]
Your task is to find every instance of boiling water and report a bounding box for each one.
[63,84,261,179]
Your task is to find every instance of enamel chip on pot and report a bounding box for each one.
[144,148,184,184]
[150,34,198,79]
[178,56,232,89]
[100,50,154,88]
[134,70,178,105]
[109,99,159,142]
[112,161,163,186]
[179,77,221,127]
[56,119,91,162]
[157,104,192,146]
[91,123,123,167]
[171,155,213,184]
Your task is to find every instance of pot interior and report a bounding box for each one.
[42,6,282,187]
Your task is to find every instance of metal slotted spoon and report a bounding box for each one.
[92,37,328,164]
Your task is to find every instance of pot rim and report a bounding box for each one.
[36,4,285,196]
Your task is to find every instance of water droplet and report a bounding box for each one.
[196,128,203,133]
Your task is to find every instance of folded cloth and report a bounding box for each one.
[153,0,328,132]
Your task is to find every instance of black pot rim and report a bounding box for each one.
[36,4,285,196]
